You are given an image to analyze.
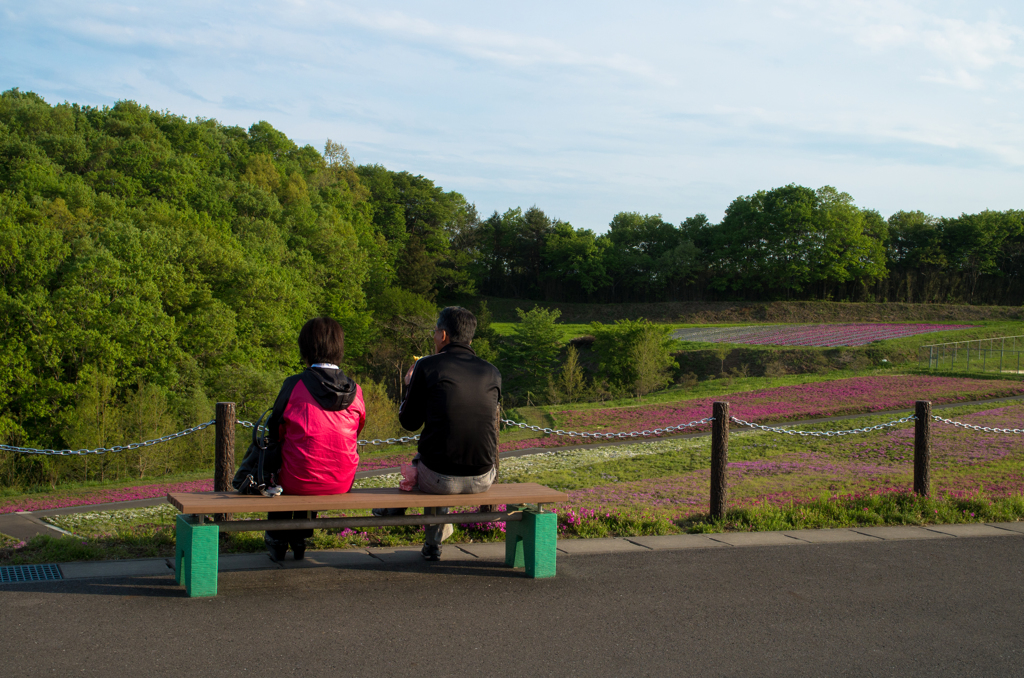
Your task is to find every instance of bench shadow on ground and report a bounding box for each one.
[0,555,536,598]
[0,575,184,598]
[282,551,533,580]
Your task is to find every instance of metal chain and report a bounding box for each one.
[499,417,715,440]
[931,415,1024,434]
[730,415,917,437]
[0,420,216,457]
[238,419,419,447]
[356,435,421,446]
[8,410,1016,458]
[243,418,715,445]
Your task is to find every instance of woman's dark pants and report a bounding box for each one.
[266,510,317,548]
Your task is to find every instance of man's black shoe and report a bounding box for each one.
[290,539,306,560]
[421,543,441,561]
[265,534,287,563]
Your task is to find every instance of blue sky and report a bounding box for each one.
[2,1,1023,231]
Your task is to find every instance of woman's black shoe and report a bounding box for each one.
[265,534,287,562]
[290,539,306,560]
[421,544,441,561]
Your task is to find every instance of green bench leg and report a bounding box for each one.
[504,509,557,578]
[175,514,219,597]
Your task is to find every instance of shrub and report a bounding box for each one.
[590,319,677,396]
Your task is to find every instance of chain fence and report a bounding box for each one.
[732,414,1024,437]
[730,415,917,437]
[499,417,714,440]
[0,420,216,457]
[237,418,423,447]
[1,409,1021,457]
[930,415,1024,435]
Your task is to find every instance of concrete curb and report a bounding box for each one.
[33,521,1023,581]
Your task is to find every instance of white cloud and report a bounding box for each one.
[808,0,1024,89]
[3,0,1024,228]
[331,7,668,82]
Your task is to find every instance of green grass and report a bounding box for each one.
[470,296,1024,325]
[682,492,1024,533]
[508,366,894,420]
[488,318,1024,349]
[498,439,713,491]
[490,322,694,341]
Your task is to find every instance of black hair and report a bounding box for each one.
[298,317,345,365]
[436,306,477,344]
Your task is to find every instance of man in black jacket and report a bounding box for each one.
[390,306,502,561]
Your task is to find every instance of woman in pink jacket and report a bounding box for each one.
[263,317,366,561]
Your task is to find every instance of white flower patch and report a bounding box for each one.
[352,473,403,489]
[352,438,708,489]
[43,504,179,532]
[499,439,708,482]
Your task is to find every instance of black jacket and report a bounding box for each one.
[399,342,501,476]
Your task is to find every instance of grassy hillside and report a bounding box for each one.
[471,297,1024,324]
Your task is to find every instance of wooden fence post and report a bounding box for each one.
[215,402,236,521]
[914,400,931,497]
[711,402,729,520]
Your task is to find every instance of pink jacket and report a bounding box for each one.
[268,368,366,496]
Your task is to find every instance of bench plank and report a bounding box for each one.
[168,483,568,514]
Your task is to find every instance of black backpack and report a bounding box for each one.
[231,408,283,496]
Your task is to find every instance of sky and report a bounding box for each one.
[2,0,1023,231]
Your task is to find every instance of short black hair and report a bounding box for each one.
[436,306,477,344]
[298,317,345,365]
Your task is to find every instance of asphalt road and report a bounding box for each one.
[2,537,1023,677]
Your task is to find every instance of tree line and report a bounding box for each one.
[470,190,1024,306]
[0,89,1018,487]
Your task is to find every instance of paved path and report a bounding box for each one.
[2,525,1024,676]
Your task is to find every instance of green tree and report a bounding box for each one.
[541,222,610,300]
[630,328,674,398]
[590,319,676,393]
[470,299,499,363]
[0,88,380,486]
[471,206,556,298]
[501,306,563,397]
[554,344,588,403]
[709,184,887,299]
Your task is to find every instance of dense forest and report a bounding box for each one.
[1,89,1022,486]
[474,193,1024,307]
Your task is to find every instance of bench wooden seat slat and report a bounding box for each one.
[168,483,568,514]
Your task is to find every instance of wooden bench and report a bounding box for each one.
[168,483,569,597]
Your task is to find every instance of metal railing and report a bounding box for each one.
[919,335,1024,374]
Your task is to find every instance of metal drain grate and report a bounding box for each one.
[0,563,63,584]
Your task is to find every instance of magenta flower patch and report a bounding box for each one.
[0,479,214,515]
[674,323,977,347]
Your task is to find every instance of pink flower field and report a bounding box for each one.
[532,375,1024,446]
[673,323,976,347]
[6,375,1021,519]
[563,403,1024,519]
[0,479,214,515]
